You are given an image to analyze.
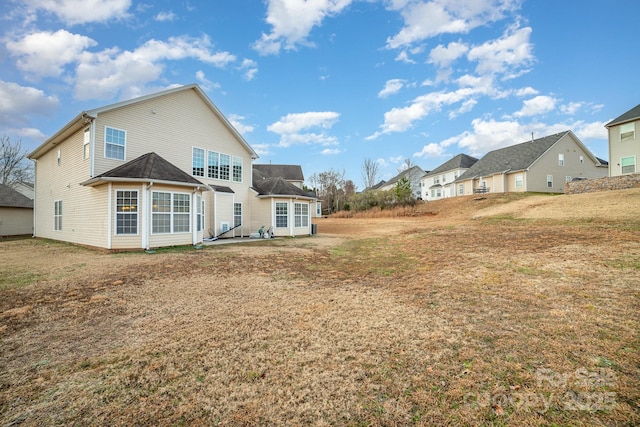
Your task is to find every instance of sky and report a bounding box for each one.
[1,0,639,189]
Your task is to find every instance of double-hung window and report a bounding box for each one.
[621,156,636,174]
[558,153,564,166]
[234,203,242,229]
[152,192,191,233]
[54,200,62,231]
[219,154,230,180]
[232,156,242,182]
[116,190,138,235]
[83,127,90,160]
[515,174,523,188]
[546,175,553,188]
[192,148,205,177]
[105,127,125,160]
[294,203,309,227]
[208,151,219,179]
[275,202,288,228]
[620,123,635,142]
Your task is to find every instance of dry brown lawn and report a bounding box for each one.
[1,189,639,426]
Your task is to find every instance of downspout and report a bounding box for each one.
[146,182,153,250]
[289,198,294,237]
[32,159,37,238]
[192,189,198,245]
[107,182,112,249]
[89,116,96,177]
[213,191,218,238]
[141,182,148,250]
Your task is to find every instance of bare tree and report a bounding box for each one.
[0,136,33,186]
[315,168,346,214]
[361,158,380,189]
[397,158,415,173]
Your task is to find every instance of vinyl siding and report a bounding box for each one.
[249,196,273,234]
[33,126,109,248]
[608,119,640,177]
[0,208,33,236]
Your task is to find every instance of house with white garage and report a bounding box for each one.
[606,103,640,177]
[455,131,608,195]
[28,84,315,250]
[421,154,478,200]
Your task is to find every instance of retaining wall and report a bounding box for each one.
[564,173,640,194]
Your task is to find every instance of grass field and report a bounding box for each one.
[1,190,639,426]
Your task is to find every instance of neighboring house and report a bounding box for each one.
[28,84,316,250]
[0,183,33,236]
[379,166,427,199]
[455,131,608,195]
[251,164,318,232]
[421,154,478,200]
[11,181,34,200]
[606,103,640,177]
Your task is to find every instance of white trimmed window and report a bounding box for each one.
[83,127,90,160]
[232,156,243,182]
[116,190,138,235]
[620,122,635,142]
[621,156,636,174]
[566,176,572,182]
[458,184,464,195]
[316,202,321,216]
[579,155,584,164]
[275,202,288,228]
[547,175,553,188]
[152,192,191,234]
[196,195,204,232]
[192,147,205,177]
[294,203,309,227]
[234,203,242,229]
[207,151,219,179]
[54,200,62,231]
[105,126,126,160]
[219,154,230,180]
[515,174,523,188]
[558,153,564,166]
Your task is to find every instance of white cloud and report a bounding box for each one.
[386,0,520,49]
[74,35,236,100]
[514,86,539,97]
[250,143,272,157]
[228,114,255,135]
[428,41,468,68]
[253,0,353,55]
[573,120,608,140]
[513,95,557,118]
[414,142,444,158]
[378,79,405,98]
[6,29,97,79]
[321,148,341,155]
[23,0,131,25]
[239,59,258,81]
[195,70,221,92]
[560,101,583,115]
[0,80,58,127]
[467,25,533,76]
[395,51,416,64]
[267,111,340,147]
[448,99,477,119]
[155,11,176,22]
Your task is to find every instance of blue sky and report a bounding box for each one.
[1,0,638,188]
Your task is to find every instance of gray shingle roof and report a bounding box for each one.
[383,165,426,186]
[252,176,313,197]
[457,131,569,181]
[253,164,304,181]
[210,185,234,193]
[0,184,33,208]
[86,152,205,186]
[606,103,640,127]
[426,154,478,176]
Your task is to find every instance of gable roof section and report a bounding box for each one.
[29,84,258,160]
[384,165,426,187]
[457,131,570,181]
[606,103,640,127]
[252,177,315,198]
[425,154,478,176]
[80,152,207,189]
[0,183,33,208]
[253,164,304,181]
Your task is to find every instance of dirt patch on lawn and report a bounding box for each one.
[1,190,639,426]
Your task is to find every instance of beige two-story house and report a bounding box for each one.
[28,84,315,250]
[455,131,607,195]
[606,103,640,177]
